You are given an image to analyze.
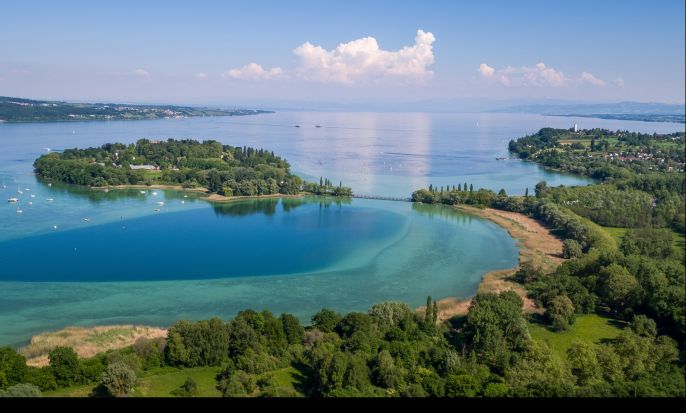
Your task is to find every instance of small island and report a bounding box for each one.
[0,96,273,123]
[33,139,352,198]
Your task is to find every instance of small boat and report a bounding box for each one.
[151,191,158,196]
[140,190,146,194]
[7,197,18,203]
[47,183,52,187]
[495,157,506,161]
[17,190,23,194]
[183,195,188,198]
[153,208,160,212]
[53,225,58,229]
[156,201,165,206]
[82,218,91,222]
[181,200,185,204]
[46,198,54,202]
[315,125,321,128]
[25,188,30,191]
[16,208,22,214]
[27,201,32,205]
[294,125,301,128]
[30,194,35,198]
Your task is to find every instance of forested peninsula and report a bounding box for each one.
[0,96,271,123]
[33,139,352,198]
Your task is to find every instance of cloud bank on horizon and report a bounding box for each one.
[224,29,436,85]
[478,62,622,89]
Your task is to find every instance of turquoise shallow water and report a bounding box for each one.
[0,197,518,346]
[0,112,682,346]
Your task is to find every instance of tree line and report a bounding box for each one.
[1,292,682,397]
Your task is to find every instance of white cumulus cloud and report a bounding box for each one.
[478,63,495,77]
[134,68,150,77]
[195,72,209,80]
[580,71,606,87]
[292,29,436,85]
[223,63,285,80]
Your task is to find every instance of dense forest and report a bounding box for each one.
[0,96,271,123]
[33,139,352,198]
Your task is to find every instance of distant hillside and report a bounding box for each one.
[0,96,273,123]
[495,101,685,123]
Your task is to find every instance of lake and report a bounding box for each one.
[0,112,682,346]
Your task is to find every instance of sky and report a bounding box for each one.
[1,0,684,106]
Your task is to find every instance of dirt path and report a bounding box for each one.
[418,206,565,322]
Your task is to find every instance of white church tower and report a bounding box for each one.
[573,123,578,133]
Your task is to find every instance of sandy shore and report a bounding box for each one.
[92,184,307,203]
[418,205,565,322]
[205,192,306,203]
[20,325,168,367]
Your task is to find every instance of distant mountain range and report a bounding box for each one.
[0,96,273,123]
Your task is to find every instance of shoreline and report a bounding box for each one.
[418,205,565,322]
[92,184,308,203]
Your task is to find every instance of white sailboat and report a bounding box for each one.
[7,197,18,203]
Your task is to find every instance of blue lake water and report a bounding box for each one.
[0,112,683,346]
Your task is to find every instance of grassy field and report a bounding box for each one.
[601,226,628,244]
[600,225,685,254]
[44,384,94,397]
[44,365,302,397]
[133,366,222,397]
[529,314,625,361]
